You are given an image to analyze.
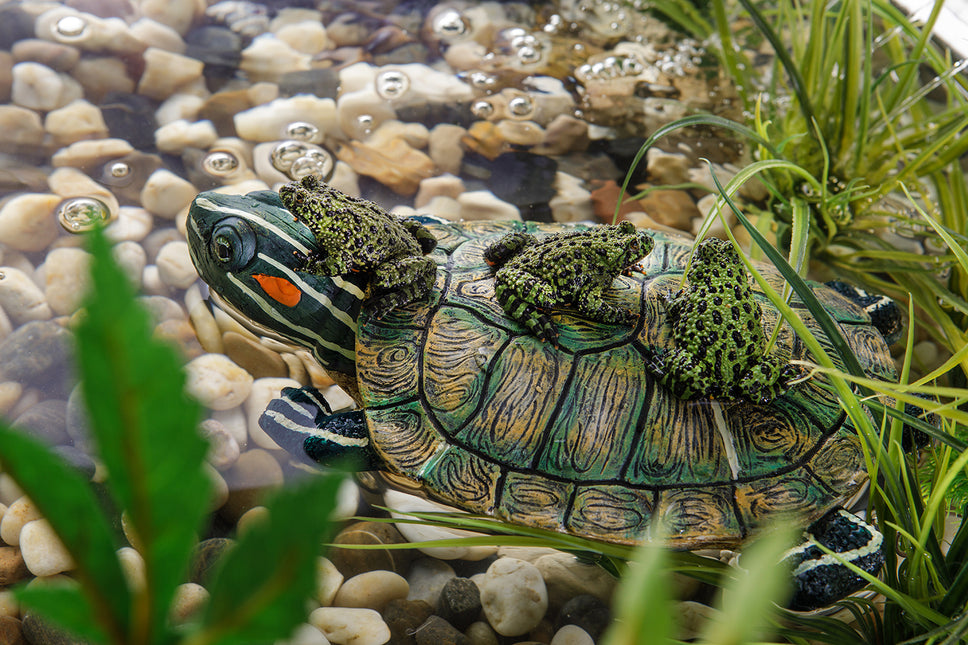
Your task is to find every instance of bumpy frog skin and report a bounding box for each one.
[485,221,654,341]
[279,175,438,316]
[648,237,795,403]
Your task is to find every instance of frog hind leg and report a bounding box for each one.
[571,274,639,325]
[484,232,537,267]
[493,266,558,341]
[367,256,437,316]
[732,357,797,403]
[647,347,717,399]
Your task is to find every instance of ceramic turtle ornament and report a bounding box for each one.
[187,183,903,611]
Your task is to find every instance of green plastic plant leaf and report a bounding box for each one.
[0,427,130,644]
[602,532,675,645]
[74,227,210,644]
[191,472,344,645]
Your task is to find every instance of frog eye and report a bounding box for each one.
[211,217,256,271]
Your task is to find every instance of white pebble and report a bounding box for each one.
[48,167,120,220]
[51,138,134,169]
[0,382,23,416]
[336,89,395,139]
[245,377,303,449]
[0,589,17,617]
[385,490,494,560]
[117,546,146,591]
[0,496,41,545]
[112,241,147,289]
[333,571,409,611]
[273,16,330,55]
[549,172,594,223]
[210,406,248,448]
[11,62,82,111]
[284,623,331,645]
[308,607,390,645]
[415,174,465,208]
[458,191,520,221]
[316,556,344,607]
[0,266,52,325]
[550,625,595,645]
[169,582,210,624]
[44,99,108,145]
[155,119,217,153]
[0,475,24,506]
[140,0,198,34]
[184,353,254,410]
[106,207,154,243]
[240,34,311,82]
[0,105,45,151]
[137,48,204,100]
[155,240,198,289]
[156,93,206,126]
[43,247,93,316]
[235,95,338,143]
[0,194,61,252]
[21,519,75,576]
[140,169,197,220]
[128,18,186,54]
[480,558,548,636]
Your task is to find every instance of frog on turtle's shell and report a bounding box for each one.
[279,175,438,316]
[647,237,800,404]
[483,221,654,342]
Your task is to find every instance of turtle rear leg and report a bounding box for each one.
[783,508,884,611]
[367,256,437,316]
[260,386,381,470]
[493,266,558,341]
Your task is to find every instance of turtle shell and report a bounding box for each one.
[355,220,893,549]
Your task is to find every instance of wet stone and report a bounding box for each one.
[0,321,72,395]
[437,577,482,630]
[382,598,434,645]
[11,40,81,73]
[0,547,29,586]
[51,446,97,481]
[555,594,611,641]
[335,570,410,611]
[0,615,24,645]
[184,26,243,68]
[406,557,457,606]
[479,558,548,637]
[100,92,158,150]
[190,537,234,586]
[278,68,340,98]
[464,151,558,215]
[13,399,69,446]
[21,612,90,645]
[0,5,35,50]
[464,621,499,645]
[330,521,415,578]
[414,616,469,645]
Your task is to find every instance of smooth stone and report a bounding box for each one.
[117,546,146,592]
[336,138,434,196]
[479,558,548,637]
[555,595,610,641]
[463,621,499,645]
[0,194,61,252]
[204,462,229,512]
[406,557,456,606]
[316,556,344,607]
[169,583,209,624]
[240,34,311,82]
[20,613,85,645]
[0,383,22,417]
[98,93,156,149]
[496,120,545,147]
[13,400,69,446]
[330,521,414,579]
[639,188,701,231]
[334,570,409,612]
[154,119,217,153]
[142,228,186,263]
[10,62,81,111]
[286,623,330,645]
[11,39,79,73]
[0,547,29,585]
[105,207,154,243]
[534,115,590,156]
[427,124,465,176]
[0,496,37,545]
[184,353,254,411]
[43,247,92,316]
[385,491,494,561]
[309,607,390,645]
[438,578,482,630]
[0,615,23,645]
[457,191,520,221]
[198,418,241,471]
[0,477,23,507]
[335,87,395,139]
[0,591,16,619]
[220,449,284,521]
[184,25,242,67]
[0,5,34,49]
[112,241,147,289]
[234,95,338,142]
[414,616,468,645]
[244,377,302,449]
[414,174,465,208]
[0,106,45,155]
[44,99,107,145]
[47,166,119,219]
[129,18,186,54]
[0,321,72,390]
[646,148,692,185]
[155,240,197,289]
[420,196,461,221]
[223,332,288,379]
[140,169,197,220]
[71,57,135,104]
[185,284,223,354]
[0,267,52,325]
[51,138,134,170]
[548,172,594,223]
[381,598,433,645]
[278,69,340,98]
[274,18,329,55]
[534,552,616,608]
[140,0,198,35]
[189,537,234,586]
[20,519,74,577]
[550,625,593,645]
[209,406,247,449]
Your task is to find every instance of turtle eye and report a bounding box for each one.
[211,217,256,270]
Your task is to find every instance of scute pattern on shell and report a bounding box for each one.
[356,220,894,549]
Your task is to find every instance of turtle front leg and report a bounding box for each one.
[783,508,884,611]
[367,256,437,317]
[259,386,381,470]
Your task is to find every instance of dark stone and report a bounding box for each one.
[0,6,36,51]
[65,384,91,450]
[0,321,73,397]
[185,26,244,68]
[372,42,430,66]
[382,598,434,645]
[198,88,258,137]
[329,521,415,578]
[52,445,97,480]
[437,577,481,631]
[13,400,69,446]
[588,137,650,187]
[395,102,475,130]
[100,92,158,150]
[91,151,163,205]
[20,613,89,645]
[0,615,24,645]
[462,152,558,217]
[556,594,611,641]
[413,616,469,645]
[190,537,235,586]
[277,69,340,98]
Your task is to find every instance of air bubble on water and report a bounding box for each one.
[56,197,110,233]
[202,150,240,176]
[100,160,133,187]
[53,15,89,42]
[108,162,129,178]
[471,100,495,118]
[355,114,375,137]
[432,8,468,39]
[517,45,541,65]
[270,140,311,174]
[288,149,334,181]
[375,70,411,100]
[508,95,535,119]
[284,121,321,143]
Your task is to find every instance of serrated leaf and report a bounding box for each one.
[75,228,210,643]
[197,473,344,645]
[0,426,130,644]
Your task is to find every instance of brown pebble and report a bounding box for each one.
[382,598,434,645]
[0,547,30,585]
[154,319,204,359]
[588,180,643,221]
[461,122,509,161]
[635,187,700,232]
[413,616,469,645]
[330,521,415,578]
[11,40,80,72]
[222,331,288,379]
[336,139,435,196]
[0,616,25,645]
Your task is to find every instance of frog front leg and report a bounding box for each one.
[367,255,437,316]
[399,218,438,254]
[493,266,559,341]
[571,274,639,325]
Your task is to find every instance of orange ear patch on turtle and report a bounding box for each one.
[253,274,302,307]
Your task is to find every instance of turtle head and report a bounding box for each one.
[187,189,367,380]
